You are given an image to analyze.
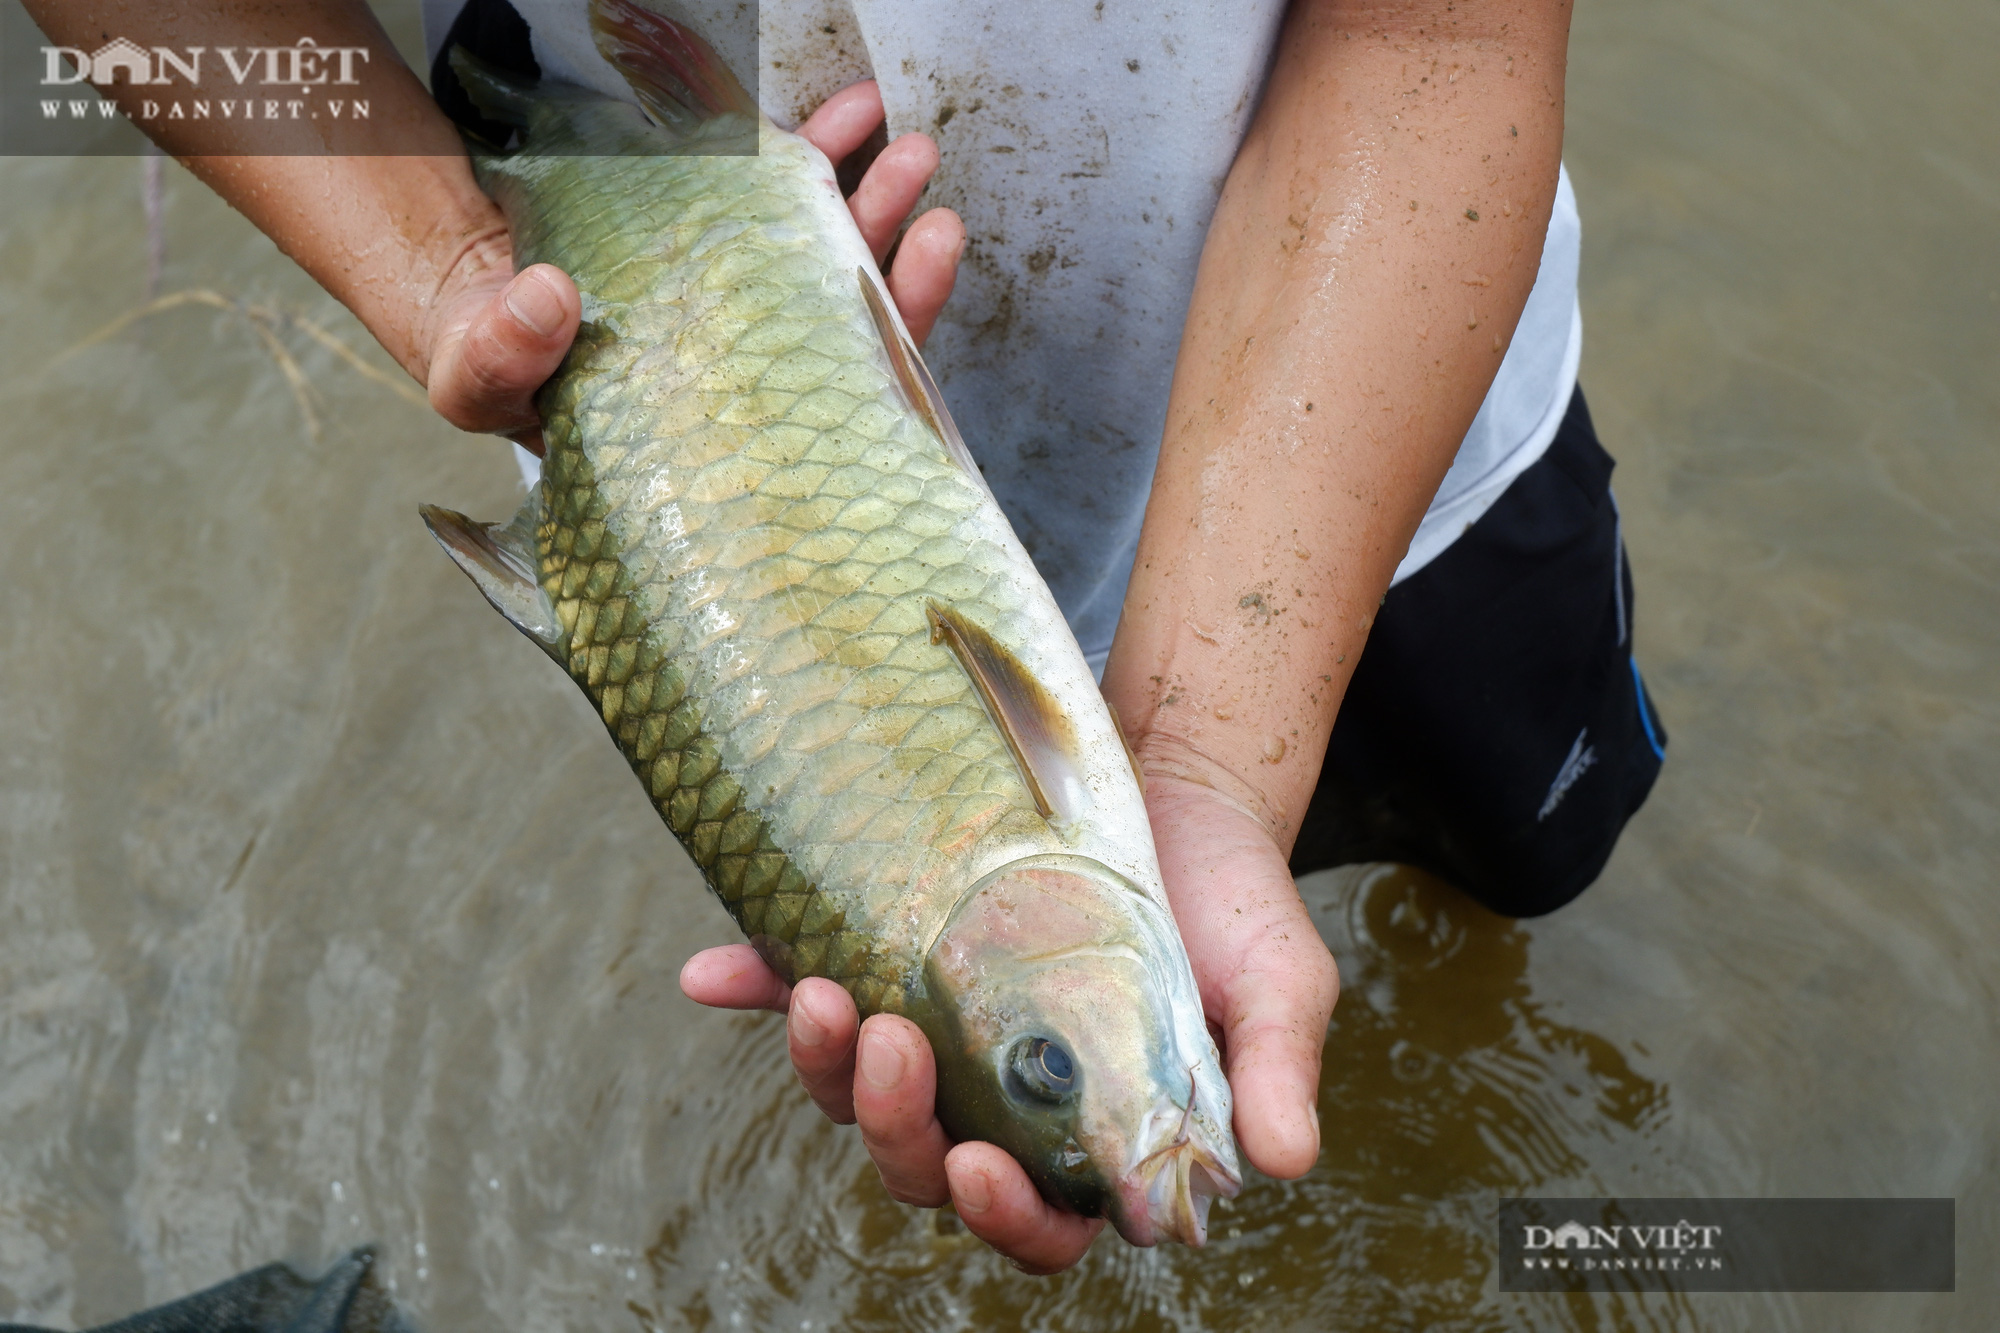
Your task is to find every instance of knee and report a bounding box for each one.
[1443,754,1664,918]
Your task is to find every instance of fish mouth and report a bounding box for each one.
[1111,1076,1242,1247]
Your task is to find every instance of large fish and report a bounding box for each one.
[421,0,1238,1245]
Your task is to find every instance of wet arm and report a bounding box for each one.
[1101,0,1573,1169]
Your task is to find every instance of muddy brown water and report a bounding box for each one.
[1,0,1994,1328]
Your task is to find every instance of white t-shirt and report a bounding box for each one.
[425,0,1582,669]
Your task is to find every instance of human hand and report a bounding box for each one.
[419,79,964,452]
[680,760,1339,1276]
[1128,768,1339,1180]
[679,952,1109,1274]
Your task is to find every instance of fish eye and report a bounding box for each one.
[1009,1036,1077,1102]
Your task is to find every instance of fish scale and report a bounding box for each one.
[514,126,1060,1011]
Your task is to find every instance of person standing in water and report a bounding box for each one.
[25,0,1662,1272]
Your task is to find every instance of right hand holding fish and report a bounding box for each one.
[417,79,964,451]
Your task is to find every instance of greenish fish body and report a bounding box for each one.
[422,0,1237,1244]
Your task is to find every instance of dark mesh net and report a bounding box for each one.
[1,1249,408,1333]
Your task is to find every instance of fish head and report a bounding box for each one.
[919,855,1241,1246]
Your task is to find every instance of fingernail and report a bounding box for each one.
[955,1167,993,1215]
[790,1001,826,1049]
[503,270,564,337]
[859,1030,905,1091]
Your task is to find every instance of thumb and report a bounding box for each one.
[427,263,580,436]
[1217,927,1338,1179]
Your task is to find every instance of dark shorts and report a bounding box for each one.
[1288,389,1667,918]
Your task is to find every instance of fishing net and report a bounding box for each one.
[0,1249,409,1333]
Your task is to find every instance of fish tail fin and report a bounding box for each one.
[589,0,758,134]
[446,46,539,133]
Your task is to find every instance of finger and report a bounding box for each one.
[787,978,861,1125]
[427,263,579,435]
[1217,934,1339,1179]
[678,943,792,1014]
[945,1143,1105,1275]
[851,1014,953,1207]
[794,80,885,165]
[848,132,940,261]
[885,207,964,347]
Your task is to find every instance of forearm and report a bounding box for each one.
[23,0,504,382]
[1103,0,1572,846]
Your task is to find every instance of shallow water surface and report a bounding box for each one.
[1,0,1995,1328]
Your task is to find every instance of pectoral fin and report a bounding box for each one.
[419,503,562,659]
[858,267,989,490]
[927,601,1087,824]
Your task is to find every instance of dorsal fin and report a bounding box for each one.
[420,502,563,659]
[927,601,1087,825]
[857,267,988,489]
[589,0,758,133]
